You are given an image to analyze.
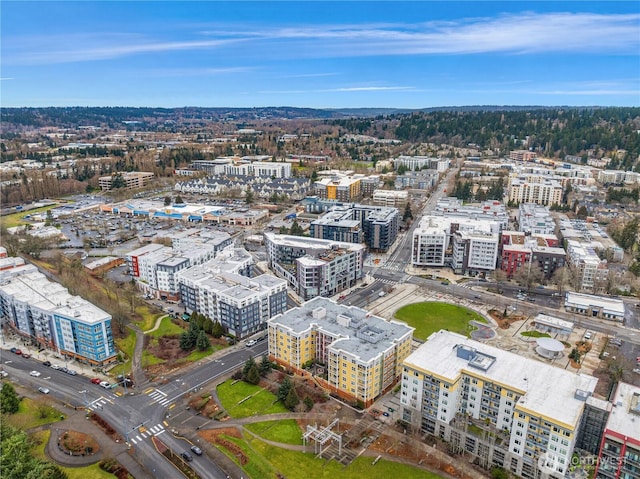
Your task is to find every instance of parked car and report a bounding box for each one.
[584,332,593,340]
[10,347,17,353]
[90,378,102,384]
[42,361,51,367]
[29,370,41,377]
[180,451,193,462]
[245,339,257,347]
[22,353,31,359]
[1,370,9,378]
[65,369,77,376]
[99,381,111,389]
[190,445,203,456]
[50,364,61,370]
[38,387,50,394]
[13,348,22,355]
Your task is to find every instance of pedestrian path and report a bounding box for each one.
[144,387,173,407]
[128,423,166,445]
[86,395,115,412]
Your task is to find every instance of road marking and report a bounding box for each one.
[143,387,154,394]
[130,437,137,444]
[154,429,165,436]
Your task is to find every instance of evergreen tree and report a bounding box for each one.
[174,195,184,204]
[402,203,413,222]
[245,364,260,385]
[196,330,210,351]
[164,196,171,206]
[242,357,257,380]
[289,220,304,236]
[278,376,293,402]
[258,354,272,376]
[0,382,20,414]
[245,187,254,204]
[211,321,224,338]
[284,385,300,410]
[110,172,126,189]
[179,331,194,350]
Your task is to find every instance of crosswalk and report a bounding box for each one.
[129,423,166,445]
[377,278,397,285]
[87,396,114,411]
[147,388,173,407]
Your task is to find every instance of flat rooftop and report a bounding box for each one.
[606,382,640,440]
[404,330,598,428]
[565,292,625,315]
[269,297,413,364]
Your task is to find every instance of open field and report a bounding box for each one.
[394,302,486,340]
[1,205,59,228]
[244,419,304,445]
[217,380,288,418]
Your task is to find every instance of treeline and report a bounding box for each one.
[607,187,639,203]
[450,178,505,202]
[392,108,640,169]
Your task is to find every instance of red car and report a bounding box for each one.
[21,353,31,359]
[14,349,22,355]
[90,378,101,384]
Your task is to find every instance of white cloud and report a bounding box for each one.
[4,11,639,66]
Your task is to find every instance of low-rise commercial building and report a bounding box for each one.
[268,297,414,407]
[98,171,154,191]
[564,292,625,322]
[401,330,598,479]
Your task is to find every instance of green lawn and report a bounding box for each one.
[394,302,486,340]
[521,331,551,338]
[5,397,64,430]
[213,434,445,479]
[146,316,185,338]
[136,307,163,331]
[245,419,304,445]
[1,205,59,228]
[217,380,288,418]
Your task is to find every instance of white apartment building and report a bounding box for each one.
[224,161,291,178]
[394,155,450,172]
[372,189,409,207]
[451,230,499,275]
[597,169,627,184]
[565,240,609,294]
[508,176,563,206]
[412,215,499,274]
[518,203,557,235]
[401,330,598,479]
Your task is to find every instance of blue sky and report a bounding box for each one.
[2,1,639,108]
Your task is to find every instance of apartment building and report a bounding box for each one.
[0,264,116,365]
[372,189,408,207]
[451,229,499,275]
[224,161,291,178]
[98,171,154,191]
[394,155,450,172]
[508,176,563,206]
[394,169,439,190]
[411,215,500,274]
[177,252,287,338]
[594,382,640,479]
[518,204,557,236]
[359,175,381,197]
[434,197,509,231]
[264,232,364,300]
[268,297,414,407]
[499,231,566,279]
[510,150,538,162]
[565,240,609,294]
[310,204,400,252]
[126,231,232,301]
[314,176,362,202]
[401,330,598,479]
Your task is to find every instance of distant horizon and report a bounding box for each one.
[3,2,639,108]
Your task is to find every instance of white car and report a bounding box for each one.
[245,339,257,347]
[29,370,41,377]
[51,364,61,370]
[99,381,111,389]
[633,369,640,375]
[38,387,50,394]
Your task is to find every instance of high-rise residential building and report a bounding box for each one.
[508,176,563,206]
[518,204,557,236]
[565,240,609,294]
[264,232,364,300]
[401,330,598,479]
[268,297,414,407]
[314,176,362,202]
[412,215,500,274]
[594,382,640,479]
[309,204,399,252]
[0,264,116,365]
[177,250,287,338]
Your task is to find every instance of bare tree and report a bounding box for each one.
[550,266,572,297]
